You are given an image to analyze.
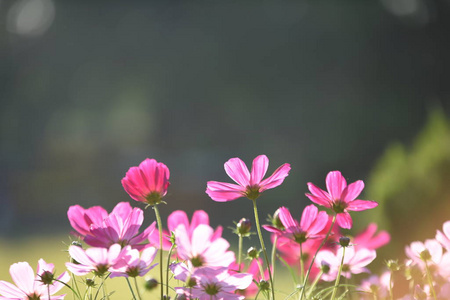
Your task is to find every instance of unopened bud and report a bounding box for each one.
[236,218,251,236]
[386,259,400,272]
[145,278,158,291]
[247,247,260,259]
[85,278,96,287]
[39,271,54,285]
[259,280,270,291]
[272,209,285,230]
[339,236,350,247]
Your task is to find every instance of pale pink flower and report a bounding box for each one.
[175,224,235,268]
[168,210,222,241]
[66,244,128,276]
[436,220,450,251]
[228,259,268,298]
[171,263,253,300]
[122,158,170,205]
[353,223,390,250]
[315,247,376,281]
[110,246,158,278]
[206,155,291,202]
[0,259,70,300]
[264,205,328,244]
[405,239,443,270]
[306,171,378,229]
[68,202,157,250]
[359,272,391,299]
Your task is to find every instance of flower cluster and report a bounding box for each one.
[1,154,416,300]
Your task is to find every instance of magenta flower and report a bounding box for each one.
[315,247,376,281]
[175,224,235,268]
[353,223,390,250]
[206,155,291,202]
[110,246,158,278]
[122,158,170,205]
[171,263,253,300]
[305,171,378,229]
[264,205,328,244]
[66,244,128,276]
[68,202,157,250]
[0,259,70,300]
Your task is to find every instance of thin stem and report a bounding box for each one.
[48,284,51,300]
[134,277,143,300]
[166,242,175,297]
[299,215,336,300]
[153,204,165,300]
[252,199,275,300]
[299,243,304,284]
[424,261,437,300]
[255,258,265,279]
[271,235,278,286]
[331,246,346,300]
[306,270,323,298]
[238,234,243,272]
[126,278,137,300]
[389,271,394,300]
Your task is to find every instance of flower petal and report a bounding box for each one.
[341,180,364,203]
[9,262,35,295]
[0,280,25,298]
[224,157,250,187]
[259,163,291,192]
[305,193,332,208]
[336,212,353,229]
[347,200,378,211]
[206,181,245,202]
[326,171,347,200]
[300,205,318,231]
[250,155,269,186]
[168,210,190,233]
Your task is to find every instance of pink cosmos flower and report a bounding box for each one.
[305,171,378,229]
[170,263,253,300]
[175,224,235,268]
[68,202,157,250]
[122,158,170,205]
[168,210,223,241]
[405,239,442,270]
[110,246,158,278]
[264,205,328,244]
[353,223,390,250]
[0,259,70,300]
[359,272,391,299]
[206,155,291,202]
[436,220,450,251]
[315,247,376,281]
[229,259,268,298]
[66,244,128,276]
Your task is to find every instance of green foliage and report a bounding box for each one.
[361,109,450,260]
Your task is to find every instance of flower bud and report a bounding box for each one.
[339,236,350,247]
[271,209,285,230]
[386,259,400,272]
[259,280,270,291]
[145,278,158,291]
[236,218,251,236]
[247,247,260,259]
[39,271,54,285]
[85,278,96,287]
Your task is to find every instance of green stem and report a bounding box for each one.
[153,204,165,300]
[299,215,336,300]
[238,234,243,272]
[331,246,346,300]
[424,261,437,300]
[134,277,143,300]
[299,243,304,284]
[126,278,137,300]
[255,258,265,279]
[271,235,278,287]
[306,270,323,298]
[166,242,175,297]
[252,199,275,300]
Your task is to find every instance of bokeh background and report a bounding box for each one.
[1,0,450,295]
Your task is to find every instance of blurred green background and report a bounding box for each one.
[1,0,450,291]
